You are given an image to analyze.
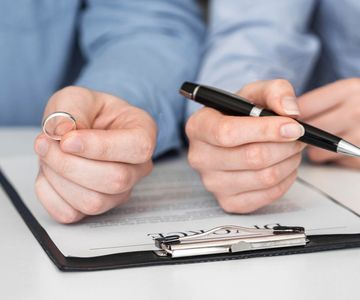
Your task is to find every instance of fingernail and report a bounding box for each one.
[281,96,300,116]
[281,123,305,139]
[62,136,84,153]
[35,138,48,157]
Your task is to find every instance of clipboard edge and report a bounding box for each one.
[1,169,360,272]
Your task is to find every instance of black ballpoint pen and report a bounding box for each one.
[179,81,360,157]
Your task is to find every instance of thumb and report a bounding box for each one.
[59,103,157,164]
[237,79,300,117]
[60,127,156,164]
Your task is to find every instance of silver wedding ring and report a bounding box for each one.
[42,111,77,141]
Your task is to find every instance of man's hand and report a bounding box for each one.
[298,78,360,168]
[34,86,156,223]
[186,80,305,213]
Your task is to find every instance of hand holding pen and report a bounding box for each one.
[182,79,360,214]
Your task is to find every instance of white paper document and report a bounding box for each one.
[1,154,359,258]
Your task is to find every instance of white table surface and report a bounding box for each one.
[0,128,359,300]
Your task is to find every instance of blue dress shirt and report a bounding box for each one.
[187,0,360,116]
[0,0,204,156]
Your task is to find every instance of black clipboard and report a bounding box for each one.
[1,169,360,272]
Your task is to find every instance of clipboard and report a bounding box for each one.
[1,169,360,272]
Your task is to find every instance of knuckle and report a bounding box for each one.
[201,173,219,193]
[269,79,291,92]
[218,196,236,213]
[35,174,44,192]
[219,196,253,214]
[34,172,82,224]
[56,159,72,176]
[187,149,203,170]
[136,133,155,163]
[185,115,197,139]
[244,145,267,169]
[35,176,48,202]
[236,80,262,98]
[109,167,132,194]
[214,118,233,146]
[266,183,287,202]
[258,166,279,188]
[265,79,293,103]
[119,189,132,205]
[56,209,82,224]
[143,161,154,177]
[237,84,251,96]
[81,194,107,215]
[98,141,112,160]
[257,120,273,139]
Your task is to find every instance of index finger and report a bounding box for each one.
[238,79,299,116]
[186,107,305,147]
[59,103,157,163]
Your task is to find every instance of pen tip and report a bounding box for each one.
[337,140,360,157]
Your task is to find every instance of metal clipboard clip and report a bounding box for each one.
[154,225,307,258]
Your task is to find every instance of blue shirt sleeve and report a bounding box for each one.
[75,0,205,157]
[187,0,320,117]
